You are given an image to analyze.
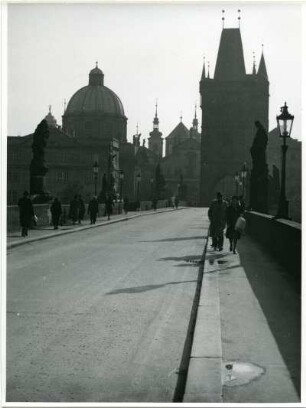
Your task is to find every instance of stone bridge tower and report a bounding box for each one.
[199,27,269,205]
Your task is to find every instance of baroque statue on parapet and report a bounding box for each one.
[29,119,51,202]
[249,120,269,213]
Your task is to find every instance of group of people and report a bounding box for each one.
[208,192,245,254]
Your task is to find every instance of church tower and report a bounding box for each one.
[199,26,269,205]
[148,102,163,157]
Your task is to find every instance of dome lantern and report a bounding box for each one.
[89,62,104,86]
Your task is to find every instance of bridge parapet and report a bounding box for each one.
[245,211,301,280]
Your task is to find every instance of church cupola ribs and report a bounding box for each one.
[214,28,246,80]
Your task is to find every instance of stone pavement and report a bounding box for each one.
[6,208,302,403]
[184,230,301,403]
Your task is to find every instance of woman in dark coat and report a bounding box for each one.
[18,191,34,237]
[78,195,85,224]
[88,196,99,224]
[123,196,129,215]
[226,196,242,254]
[69,195,79,225]
[105,194,113,220]
[50,197,62,229]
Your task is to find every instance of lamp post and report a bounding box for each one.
[92,161,99,196]
[119,170,124,202]
[240,162,247,199]
[234,172,239,197]
[136,173,141,208]
[276,102,294,219]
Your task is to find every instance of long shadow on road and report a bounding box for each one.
[106,280,198,295]
[238,237,301,396]
[140,236,204,243]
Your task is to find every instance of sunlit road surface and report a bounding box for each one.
[7,208,208,402]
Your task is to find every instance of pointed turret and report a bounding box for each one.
[252,52,256,75]
[201,57,206,81]
[192,104,198,131]
[214,28,246,80]
[257,52,268,81]
[153,101,159,129]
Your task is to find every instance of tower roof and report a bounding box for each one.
[257,53,268,81]
[214,28,246,80]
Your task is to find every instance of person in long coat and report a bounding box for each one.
[208,192,227,251]
[88,196,99,224]
[78,195,85,224]
[69,195,79,225]
[50,197,62,230]
[123,196,129,215]
[18,190,34,237]
[226,196,242,254]
[105,194,113,220]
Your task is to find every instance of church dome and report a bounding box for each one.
[65,63,125,116]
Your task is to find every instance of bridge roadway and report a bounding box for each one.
[6,208,301,403]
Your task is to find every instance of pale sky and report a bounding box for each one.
[7,2,303,143]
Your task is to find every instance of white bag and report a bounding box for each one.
[235,216,246,233]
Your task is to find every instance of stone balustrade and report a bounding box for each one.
[245,211,301,280]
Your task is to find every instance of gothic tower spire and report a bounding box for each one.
[201,56,206,81]
[214,28,246,80]
[257,46,268,81]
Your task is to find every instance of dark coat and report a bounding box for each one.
[208,199,227,237]
[226,205,242,239]
[88,198,99,215]
[51,200,62,217]
[105,197,113,215]
[78,198,85,220]
[69,198,79,222]
[18,197,34,227]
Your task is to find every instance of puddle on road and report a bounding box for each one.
[222,361,265,387]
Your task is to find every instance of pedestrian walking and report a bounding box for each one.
[174,196,179,209]
[152,197,158,211]
[123,196,129,215]
[238,195,246,213]
[78,195,85,224]
[88,196,99,224]
[18,190,34,237]
[208,192,227,251]
[50,197,62,230]
[69,195,79,225]
[105,194,113,220]
[226,196,242,254]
